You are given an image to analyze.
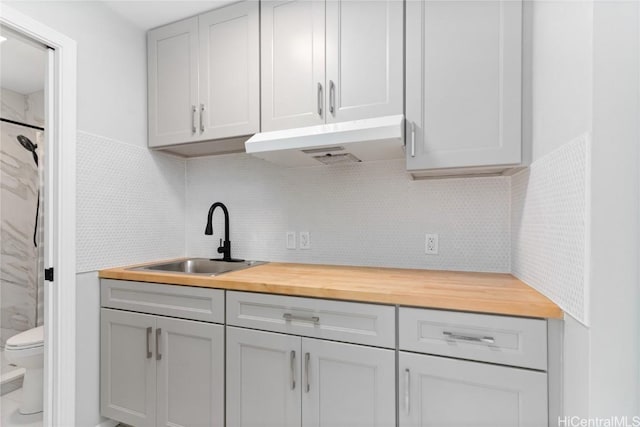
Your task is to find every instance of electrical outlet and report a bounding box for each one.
[425,233,439,255]
[299,232,310,250]
[286,232,296,249]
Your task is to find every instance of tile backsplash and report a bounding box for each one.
[186,155,511,272]
[76,131,186,272]
[73,130,587,323]
[511,133,589,323]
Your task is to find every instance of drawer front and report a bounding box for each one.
[226,291,395,348]
[399,307,547,370]
[101,279,224,323]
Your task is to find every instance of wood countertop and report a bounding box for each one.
[99,259,563,319]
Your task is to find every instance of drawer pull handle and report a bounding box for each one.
[305,352,311,392]
[443,331,495,344]
[156,328,162,360]
[404,368,410,414]
[317,83,323,117]
[410,122,416,158]
[290,350,296,390]
[146,327,152,359]
[283,313,320,324]
[191,105,197,135]
[329,80,335,115]
[199,104,205,133]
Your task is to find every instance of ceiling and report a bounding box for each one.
[102,1,236,30]
[0,1,236,95]
[0,33,47,95]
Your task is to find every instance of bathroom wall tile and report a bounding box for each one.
[0,121,40,344]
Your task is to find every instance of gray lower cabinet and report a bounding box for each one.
[398,307,550,426]
[226,327,300,427]
[398,352,548,427]
[226,326,396,427]
[100,308,224,427]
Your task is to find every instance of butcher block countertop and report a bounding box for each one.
[99,259,563,319]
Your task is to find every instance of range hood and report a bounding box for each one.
[245,115,405,167]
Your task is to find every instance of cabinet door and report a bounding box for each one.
[261,0,325,131]
[100,308,156,427]
[302,338,396,427]
[325,0,403,123]
[148,17,199,147]
[226,327,301,427]
[399,352,547,427]
[199,2,260,140]
[406,0,522,172]
[156,317,224,427]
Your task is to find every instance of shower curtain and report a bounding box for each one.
[0,120,44,347]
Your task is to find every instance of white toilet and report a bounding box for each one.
[5,326,44,414]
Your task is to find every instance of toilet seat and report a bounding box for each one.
[4,345,43,358]
[6,326,44,350]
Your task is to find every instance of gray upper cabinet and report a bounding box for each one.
[325,0,403,124]
[198,3,260,141]
[148,17,199,148]
[261,0,326,131]
[261,0,403,132]
[405,0,523,177]
[148,1,259,148]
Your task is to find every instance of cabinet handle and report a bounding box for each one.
[317,83,323,117]
[156,328,162,360]
[410,122,416,158]
[442,331,495,344]
[191,105,197,135]
[199,104,205,133]
[146,327,152,359]
[283,313,320,324]
[329,80,335,115]
[404,368,410,414]
[305,352,311,392]
[290,351,296,390]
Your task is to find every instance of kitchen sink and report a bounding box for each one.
[131,258,266,276]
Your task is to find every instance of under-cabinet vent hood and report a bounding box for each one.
[245,115,405,167]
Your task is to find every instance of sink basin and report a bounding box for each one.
[131,258,266,276]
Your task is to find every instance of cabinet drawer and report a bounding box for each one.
[226,291,395,348]
[399,307,547,370]
[101,279,224,323]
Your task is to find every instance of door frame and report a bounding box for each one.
[0,5,77,425]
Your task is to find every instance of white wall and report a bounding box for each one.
[519,0,640,417]
[7,0,147,147]
[6,2,186,426]
[528,0,593,162]
[589,0,639,415]
[522,0,594,415]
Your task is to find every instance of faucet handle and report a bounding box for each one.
[217,238,224,254]
[219,238,222,247]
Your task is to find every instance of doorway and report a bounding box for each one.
[0,27,47,426]
[0,5,77,426]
